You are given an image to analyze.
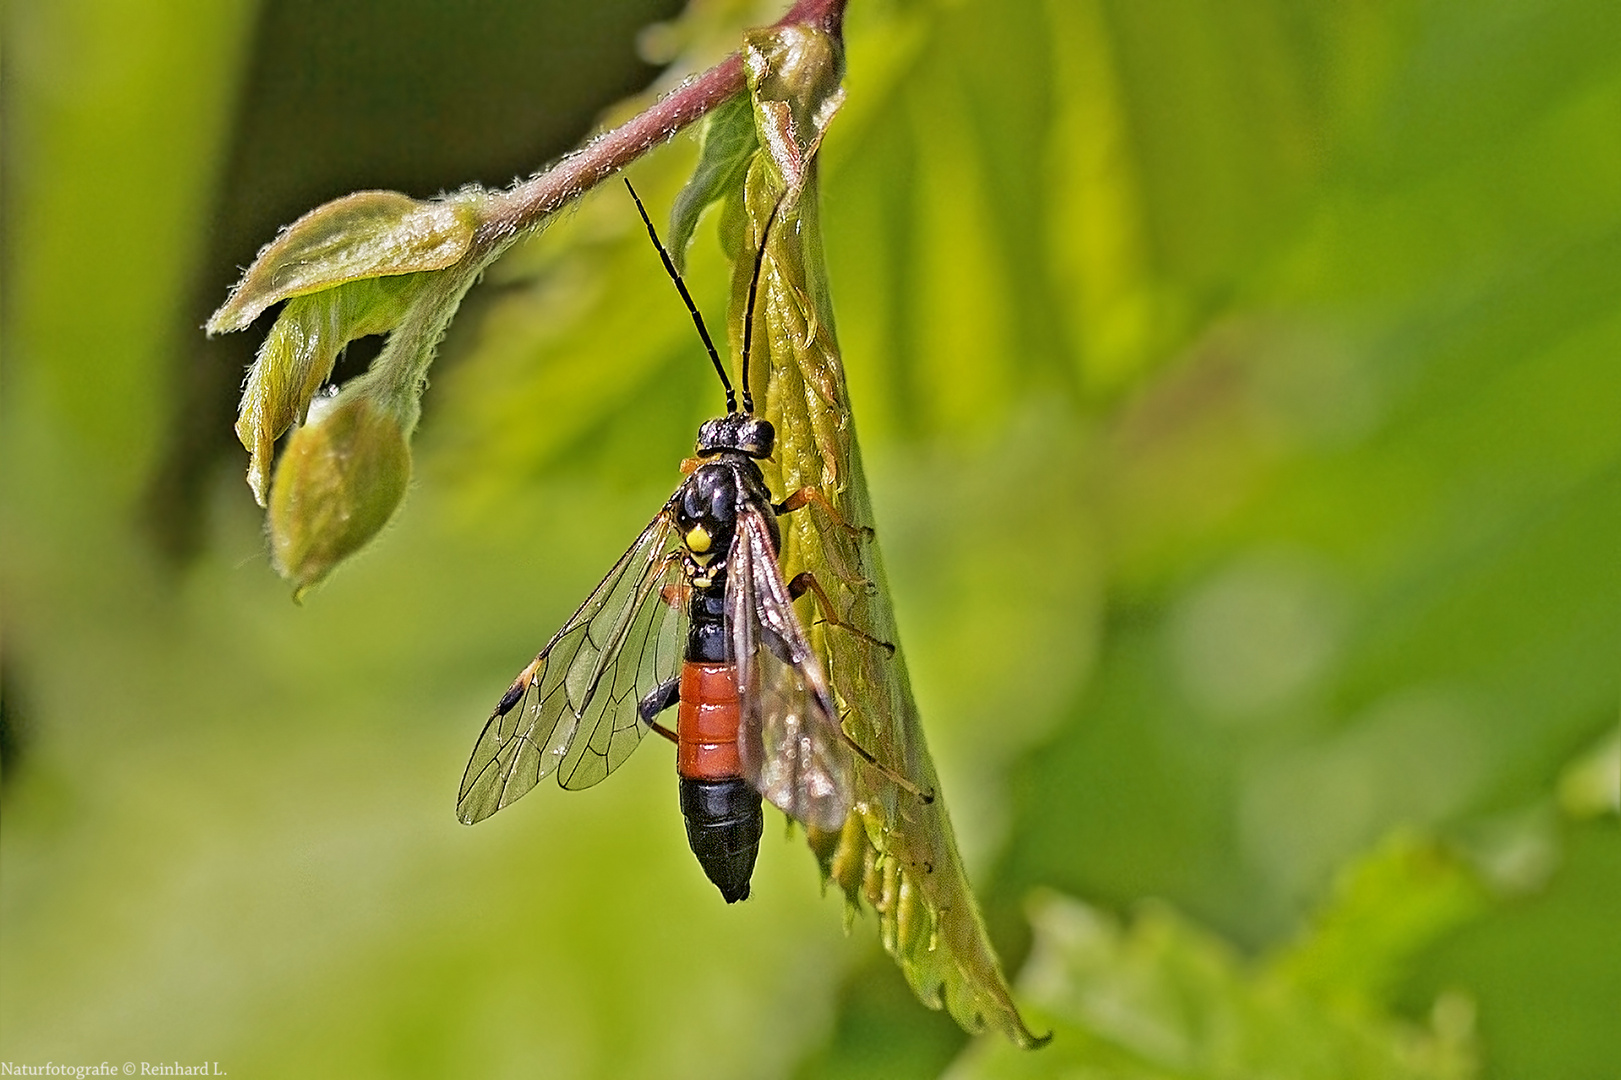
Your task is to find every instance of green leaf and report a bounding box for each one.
[951,881,1479,1080]
[207,189,478,334]
[668,93,756,270]
[1270,833,1492,1009]
[721,23,1045,1049]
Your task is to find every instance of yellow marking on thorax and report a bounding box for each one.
[685,525,712,553]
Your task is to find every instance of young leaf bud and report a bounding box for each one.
[234,275,425,505]
[208,190,478,334]
[268,385,411,601]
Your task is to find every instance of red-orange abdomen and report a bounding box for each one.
[677,661,742,780]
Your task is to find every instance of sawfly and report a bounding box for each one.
[457,180,924,902]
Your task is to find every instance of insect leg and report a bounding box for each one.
[774,486,875,540]
[782,572,931,802]
[832,711,936,804]
[785,571,896,656]
[637,677,681,744]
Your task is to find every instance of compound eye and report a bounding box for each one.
[695,418,726,456]
[740,418,775,458]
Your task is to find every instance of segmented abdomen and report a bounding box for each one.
[675,661,760,903]
[676,661,742,780]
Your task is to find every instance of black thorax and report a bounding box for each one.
[673,449,779,663]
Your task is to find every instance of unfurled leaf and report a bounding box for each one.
[208,174,492,578]
[949,881,1479,1079]
[718,23,1045,1049]
[668,93,757,269]
[1270,834,1491,1009]
[207,189,479,334]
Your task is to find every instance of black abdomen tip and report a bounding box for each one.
[679,777,763,903]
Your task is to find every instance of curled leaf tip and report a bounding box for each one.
[744,23,846,192]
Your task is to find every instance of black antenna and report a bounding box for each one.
[739,197,786,416]
[625,179,736,414]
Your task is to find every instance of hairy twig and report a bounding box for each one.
[217,0,852,589]
[475,0,846,252]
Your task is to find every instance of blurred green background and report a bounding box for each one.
[3,1,1617,1077]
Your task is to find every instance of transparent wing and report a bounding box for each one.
[457,505,688,824]
[728,507,853,831]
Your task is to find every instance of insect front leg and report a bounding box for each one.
[637,678,680,744]
[774,486,875,540]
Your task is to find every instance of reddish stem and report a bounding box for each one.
[477,0,846,248]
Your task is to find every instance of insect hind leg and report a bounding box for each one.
[785,571,896,656]
[836,710,935,804]
[637,677,680,744]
